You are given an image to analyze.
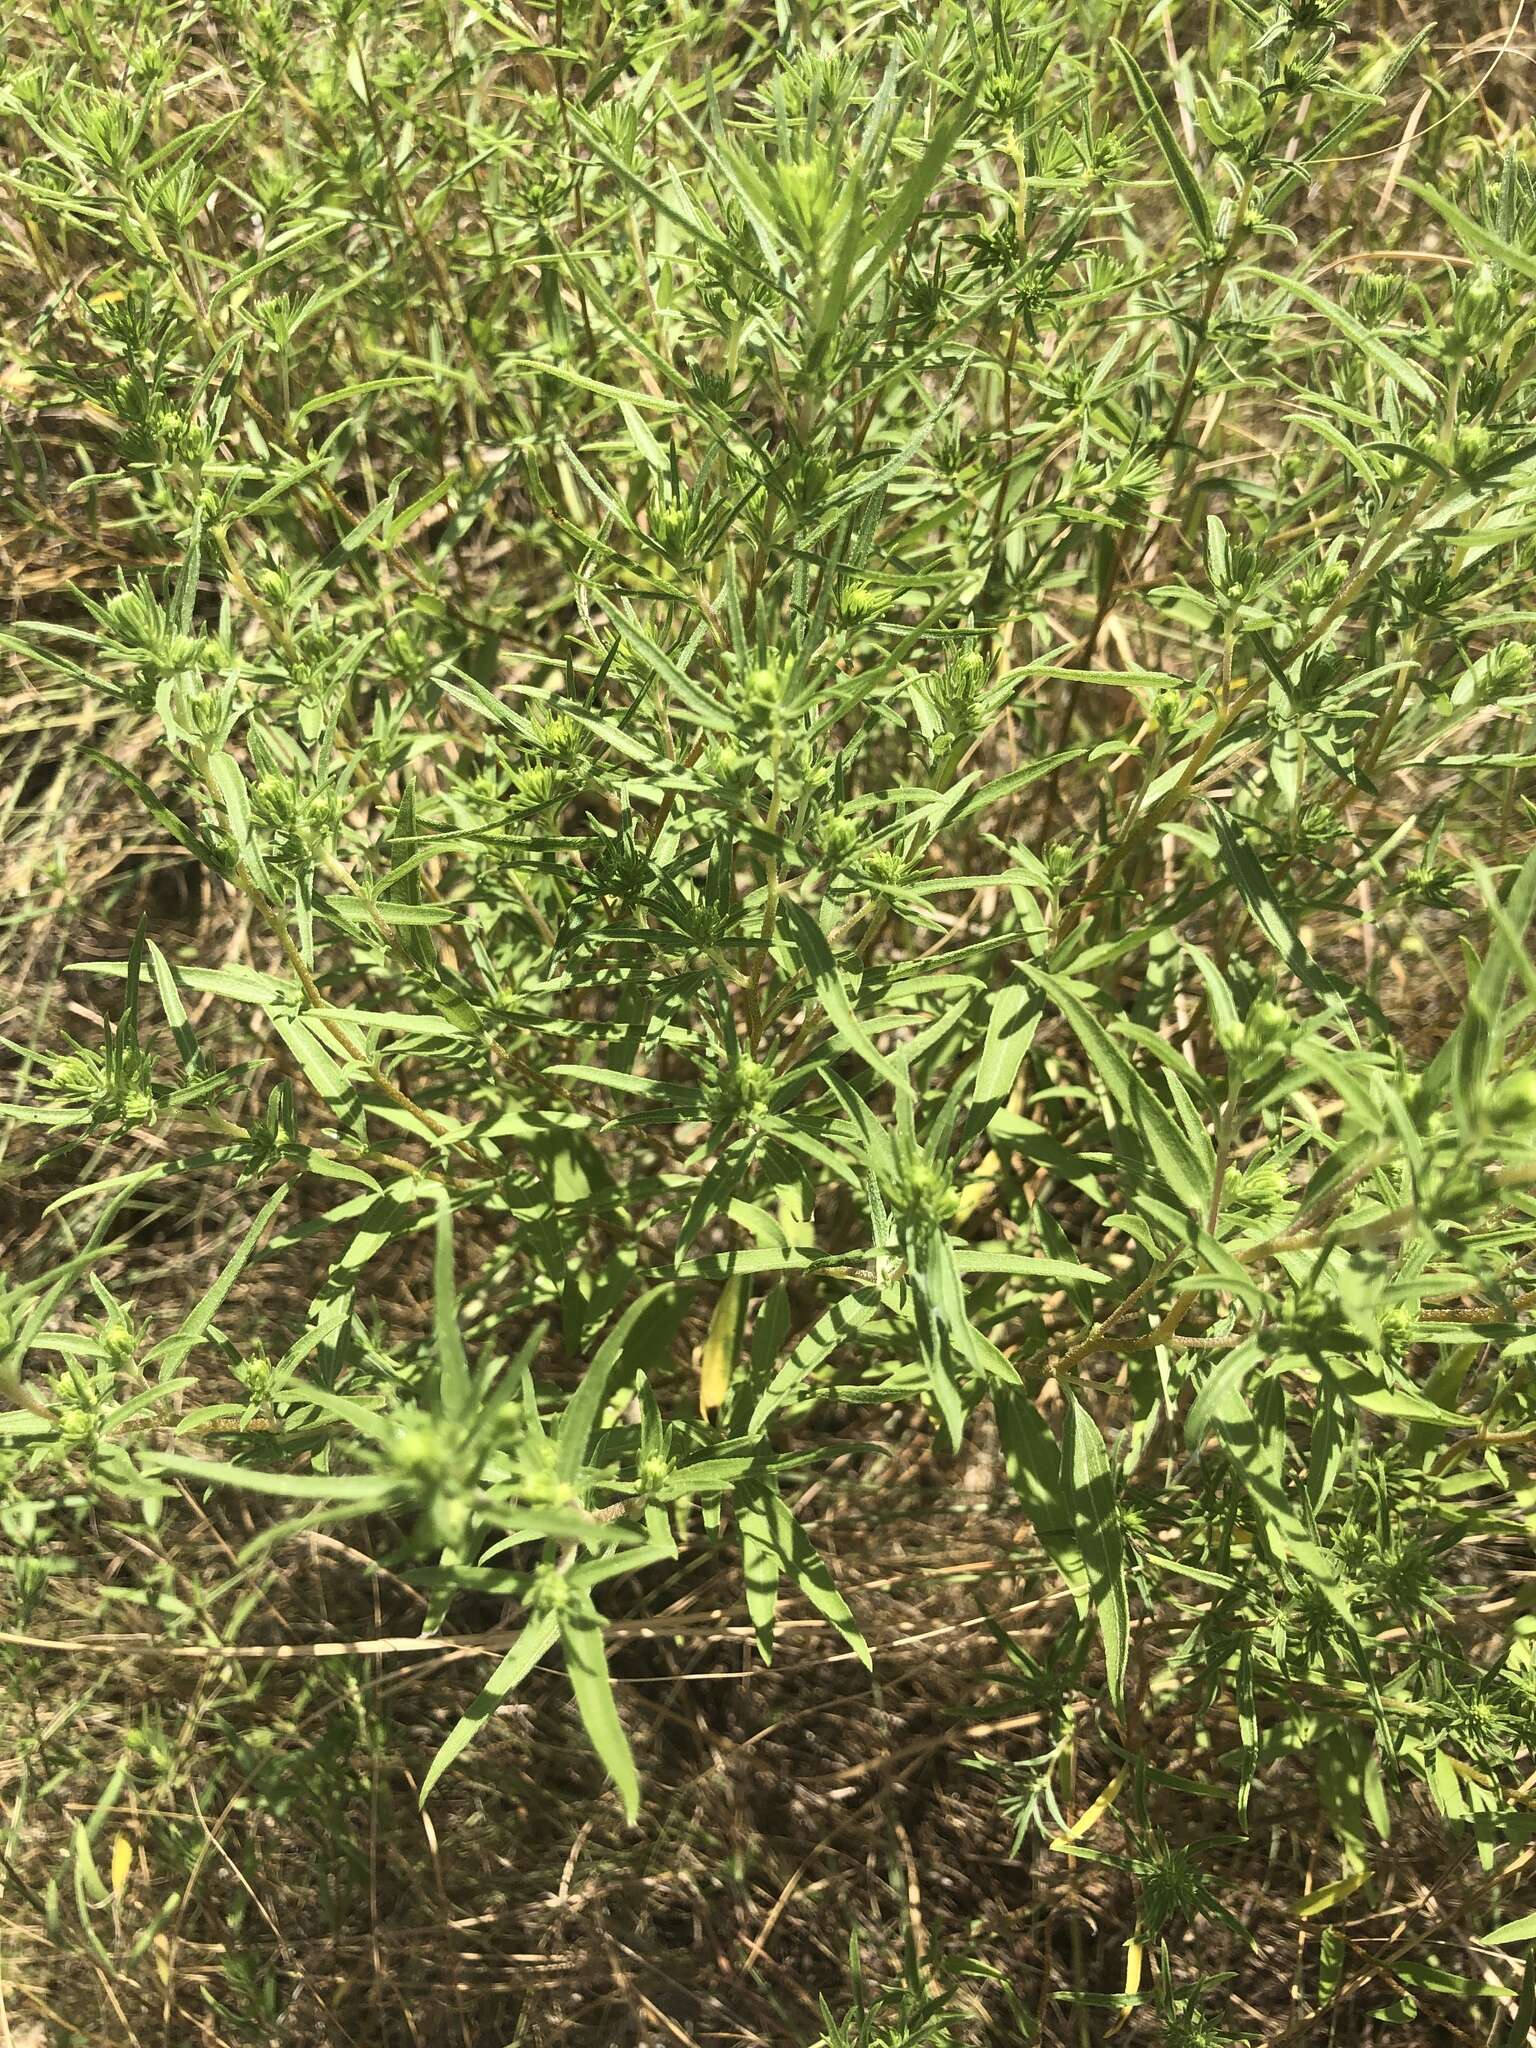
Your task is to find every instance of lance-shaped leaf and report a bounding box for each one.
[420,1613,559,1805]
[967,981,1040,1137]
[556,1283,687,1491]
[432,1205,471,1424]
[1442,845,1536,1132]
[1253,267,1438,408]
[559,1592,639,1825]
[734,1479,869,1668]
[1028,967,1211,1219]
[698,1271,747,1416]
[150,1186,287,1375]
[1062,1394,1128,1710]
[1111,38,1211,247]
[780,897,907,1094]
[910,1230,976,1452]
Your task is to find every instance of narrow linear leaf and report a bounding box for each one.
[1062,1393,1129,1709]
[560,1596,640,1825]
[698,1271,747,1416]
[1111,38,1211,245]
[1028,967,1209,1217]
[1254,267,1438,407]
[780,898,907,1094]
[421,1614,560,1804]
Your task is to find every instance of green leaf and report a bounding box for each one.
[1254,268,1438,408]
[1062,1394,1128,1708]
[1399,176,1536,288]
[556,1285,685,1488]
[1447,847,1536,1130]
[738,1481,870,1669]
[420,1613,560,1804]
[1209,812,1359,1020]
[698,1271,747,1416]
[432,1205,471,1422]
[846,97,975,316]
[910,1231,975,1451]
[1111,39,1211,246]
[748,1290,882,1434]
[1027,967,1210,1218]
[1483,1913,1536,1948]
[145,940,199,1070]
[560,1595,640,1825]
[149,1452,392,1503]
[150,1187,287,1375]
[736,1483,782,1663]
[208,751,275,895]
[969,982,1040,1134]
[780,898,907,1094]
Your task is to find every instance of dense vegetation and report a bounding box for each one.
[4,0,1536,2040]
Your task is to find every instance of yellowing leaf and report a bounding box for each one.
[110,1832,133,1898]
[1108,1938,1144,2034]
[1297,1868,1369,1919]
[699,1273,747,1416]
[1049,1765,1127,1852]
[953,1148,1002,1226]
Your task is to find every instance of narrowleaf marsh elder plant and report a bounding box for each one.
[4,0,1536,2039]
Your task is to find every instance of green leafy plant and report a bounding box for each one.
[4,0,1536,2039]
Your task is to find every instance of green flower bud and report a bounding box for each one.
[1137,1841,1204,1938]
[710,1056,776,1127]
[1402,858,1463,909]
[56,1405,97,1449]
[1376,1305,1418,1366]
[1450,422,1494,481]
[739,659,789,731]
[816,811,861,868]
[590,831,651,905]
[188,683,232,742]
[99,1319,138,1367]
[50,1053,100,1099]
[1042,841,1077,887]
[1452,264,1503,349]
[120,1086,155,1129]
[1286,801,1337,859]
[426,1491,472,1550]
[1221,1161,1291,1229]
[1489,642,1534,691]
[648,491,701,563]
[530,711,589,772]
[235,1348,275,1404]
[678,898,731,951]
[517,1439,576,1508]
[701,739,754,797]
[1285,557,1349,611]
[511,760,564,811]
[890,1153,959,1234]
[1150,688,1188,736]
[860,846,919,895]
[1349,272,1406,326]
[637,1448,671,1494]
[529,1561,574,1618]
[1222,998,1292,1069]
[928,647,987,737]
[980,63,1035,132]
[838,581,888,628]
[388,1411,453,1485]
[770,152,839,251]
